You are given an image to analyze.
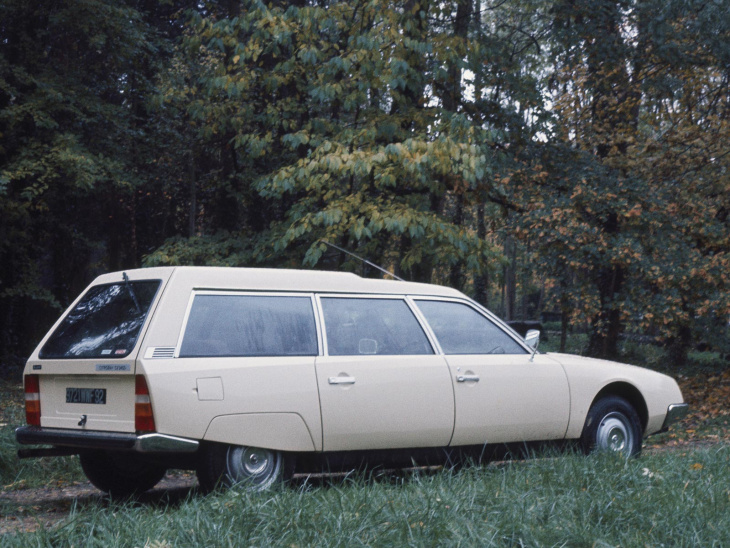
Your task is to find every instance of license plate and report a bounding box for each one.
[66,388,107,405]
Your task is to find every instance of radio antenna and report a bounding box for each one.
[320,240,405,281]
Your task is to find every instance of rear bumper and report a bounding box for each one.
[15,426,199,455]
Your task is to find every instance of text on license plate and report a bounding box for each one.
[66,388,107,405]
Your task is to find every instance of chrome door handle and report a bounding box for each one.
[457,375,479,383]
[328,376,356,385]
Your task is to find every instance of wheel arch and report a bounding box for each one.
[591,382,648,433]
[203,412,317,452]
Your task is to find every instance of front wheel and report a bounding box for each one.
[197,443,294,493]
[79,451,167,498]
[580,396,643,457]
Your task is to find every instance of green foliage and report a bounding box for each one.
[0,0,187,360]
[1,0,728,365]
[510,0,730,360]
[149,0,546,285]
[144,232,255,267]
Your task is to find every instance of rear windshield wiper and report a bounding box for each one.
[122,272,142,314]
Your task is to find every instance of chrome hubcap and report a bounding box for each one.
[596,412,633,455]
[225,446,282,490]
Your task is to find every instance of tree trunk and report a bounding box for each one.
[473,203,489,306]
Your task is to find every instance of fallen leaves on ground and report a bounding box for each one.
[646,367,730,449]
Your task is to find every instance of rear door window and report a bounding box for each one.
[179,294,318,357]
[40,280,161,359]
[415,300,526,355]
[321,297,433,356]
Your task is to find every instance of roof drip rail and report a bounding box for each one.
[319,241,405,282]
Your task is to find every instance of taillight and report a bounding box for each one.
[135,375,156,432]
[24,374,41,426]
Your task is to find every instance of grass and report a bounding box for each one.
[0,448,727,546]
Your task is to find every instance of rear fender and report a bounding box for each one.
[203,413,316,452]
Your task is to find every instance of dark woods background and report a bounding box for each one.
[1,0,728,371]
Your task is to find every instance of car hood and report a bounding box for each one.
[545,352,650,374]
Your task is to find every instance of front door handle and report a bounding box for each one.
[328,376,356,385]
[456,374,480,383]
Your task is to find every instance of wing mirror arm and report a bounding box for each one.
[525,330,540,361]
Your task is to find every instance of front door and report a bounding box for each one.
[444,354,570,446]
[414,299,570,447]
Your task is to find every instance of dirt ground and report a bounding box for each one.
[0,472,198,536]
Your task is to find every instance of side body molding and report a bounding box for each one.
[203,413,317,452]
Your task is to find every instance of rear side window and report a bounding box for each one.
[40,280,161,359]
[321,297,433,356]
[415,300,526,355]
[179,295,318,357]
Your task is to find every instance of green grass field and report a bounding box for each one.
[0,448,727,546]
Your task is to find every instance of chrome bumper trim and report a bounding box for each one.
[661,403,689,430]
[135,433,199,453]
[15,426,199,454]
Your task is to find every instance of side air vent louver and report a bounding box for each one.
[144,347,176,359]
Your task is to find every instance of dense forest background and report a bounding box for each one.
[1,0,728,370]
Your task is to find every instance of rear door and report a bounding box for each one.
[315,296,455,451]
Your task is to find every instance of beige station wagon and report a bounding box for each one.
[16,267,688,496]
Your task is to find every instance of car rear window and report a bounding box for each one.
[179,294,318,357]
[39,280,161,359]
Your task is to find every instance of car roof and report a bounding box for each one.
[92,266,467,299]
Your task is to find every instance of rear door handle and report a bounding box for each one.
[456,374,480,383]
[328,376,356,385]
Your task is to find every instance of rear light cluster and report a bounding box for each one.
[24,375,41,426]
[135,375,156,432]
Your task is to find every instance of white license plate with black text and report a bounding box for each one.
[65,388,107,405]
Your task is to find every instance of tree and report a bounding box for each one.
[520,0,730,361]
[144,1,547,290]
[0,0,185,361]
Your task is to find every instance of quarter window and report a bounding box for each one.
[179,295,318,357]
[321,297,433,356]
[415,300,526,355]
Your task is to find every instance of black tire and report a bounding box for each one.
[79,451,167,498]
[197,443,294,493]
[580,396,643,457]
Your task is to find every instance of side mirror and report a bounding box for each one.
[525,330,540,361]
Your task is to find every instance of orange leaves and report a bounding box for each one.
[623,204,642,219]
[648,367,729,450]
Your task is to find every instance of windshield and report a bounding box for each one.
[39,280,161,359]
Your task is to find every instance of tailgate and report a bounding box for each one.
[39,375,135,432]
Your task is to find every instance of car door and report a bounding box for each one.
[315,296,455,451]
[414,299,570,446]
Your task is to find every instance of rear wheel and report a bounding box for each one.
[79,451,167,497]
[580,396,643,457]
[197,443,294,493]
